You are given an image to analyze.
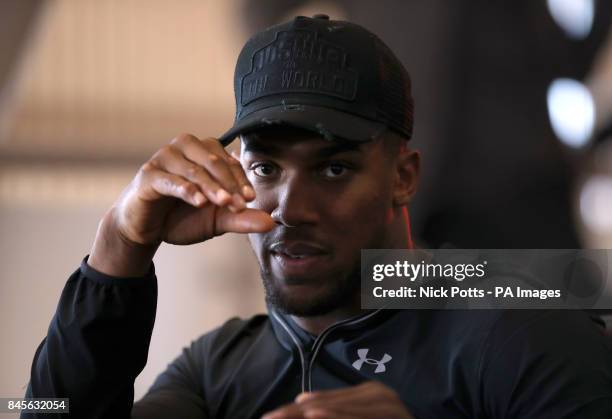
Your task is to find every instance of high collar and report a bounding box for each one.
[268,304,399,353]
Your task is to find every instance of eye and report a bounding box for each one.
[322,163,349,178]
[251,163,277,178]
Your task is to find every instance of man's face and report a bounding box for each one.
[241,127,399,316]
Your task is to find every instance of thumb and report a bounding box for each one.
[215,208,275,235]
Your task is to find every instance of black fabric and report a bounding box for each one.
[219,14,414,145]
[24,256,612,418]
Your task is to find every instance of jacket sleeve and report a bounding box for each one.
[23,256,158,418]
[479,310,612,419]
[130,337,210,419]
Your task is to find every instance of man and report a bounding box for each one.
[25,14,612,418]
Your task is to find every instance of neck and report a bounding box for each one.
[291,206,412,336]
[291,291,364,336]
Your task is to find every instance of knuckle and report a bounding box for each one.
[177,182,195,196]
[170,133,195,146]
[162,144,177,154]
[185,163,201,178]
[206,155,233,176]
[140,161,157,173]
[152,145,173,161]
[156,176,173,192]
[206,153,221,164]
[159,175,172,188]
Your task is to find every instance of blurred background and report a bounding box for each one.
[1,0,611,408]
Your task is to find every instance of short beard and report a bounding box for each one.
[261,265,361,317]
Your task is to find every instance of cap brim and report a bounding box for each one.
[218,105,387,146]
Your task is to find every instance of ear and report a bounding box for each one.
[393,146,420,207]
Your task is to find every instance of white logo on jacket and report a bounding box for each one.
[352,348,392,373]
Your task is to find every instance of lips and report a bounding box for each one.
[270,241,327,258]
[269,241,330,278]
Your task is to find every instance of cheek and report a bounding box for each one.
[337,176,392,218]
[324,183,392,241]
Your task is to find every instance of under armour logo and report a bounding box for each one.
[352,348,392,374]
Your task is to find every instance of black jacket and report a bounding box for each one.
[24,256,612,418]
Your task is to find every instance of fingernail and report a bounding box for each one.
[216,189,231,203]
[228,204,237,213]
[193,192,205,205]
[242,185,255,199]
[233,193,245,209]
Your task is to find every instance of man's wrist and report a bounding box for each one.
[88,210,160,278]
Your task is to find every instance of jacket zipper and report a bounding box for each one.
[271,311,308,392]
[305,309,382,391]
[272,309,383,392]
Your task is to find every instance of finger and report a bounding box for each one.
[227,153,255,201]
[172,135,247,206]
[303,408,355,419]
[261,403,306,419]
[215,208,275,235]
[300,400,395,419]
[152,146,233,207]
[301,402,384,419]
[297,381,390,401]
[296,383,410,419]
[206,139,255,202]
[295,383,372,405]
[295,392,315,403]
[142,166,206,207]
[303,404,403,419]
[295,383,395,413]
[275,401,369,419]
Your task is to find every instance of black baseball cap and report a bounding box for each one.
[218,14,414,146]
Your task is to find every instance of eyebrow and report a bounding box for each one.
[242,138,364,158]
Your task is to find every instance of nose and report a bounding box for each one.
[270,173,320,228]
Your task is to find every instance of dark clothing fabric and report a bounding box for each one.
[24,256,612,418]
